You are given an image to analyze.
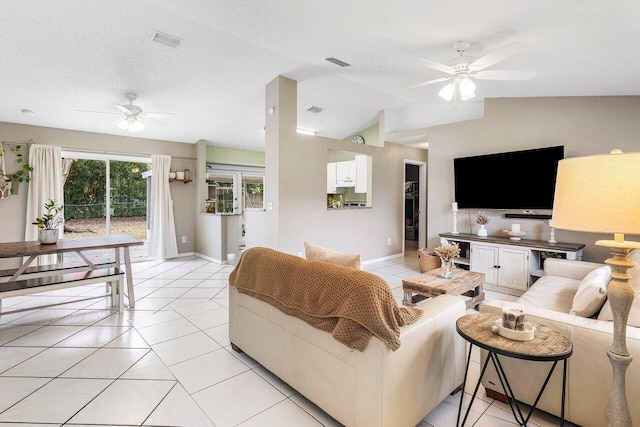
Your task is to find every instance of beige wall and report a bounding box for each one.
[0,121,198,256]
[427,96,640,262]
[265,76,428,261]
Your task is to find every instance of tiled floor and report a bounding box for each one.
[0,247,576,426]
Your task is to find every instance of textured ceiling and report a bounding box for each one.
[0,0,638,150]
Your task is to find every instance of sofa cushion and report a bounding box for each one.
[517,276,580,314]
[304,242,361,270]
[598,249,640,325]
[570,266,610,317]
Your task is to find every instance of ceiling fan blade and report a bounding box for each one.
[399,76,451,91]
[416,58,454,74]
[138,116,168,127]
[470,41,524,71]
[113,104,133,114]
[473,70,536,80]
[140,112,177,118]
[74,109,120,115]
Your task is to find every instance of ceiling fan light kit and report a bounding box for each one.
[412,40,535,103]
[118,117,145,132]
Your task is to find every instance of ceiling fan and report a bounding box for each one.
[76,92,176,132]
[405,40,536,101]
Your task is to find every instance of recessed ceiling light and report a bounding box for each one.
[307,106,323,113]
[21,109,34,115]
[325,57,350,67]
[151,31,183,49]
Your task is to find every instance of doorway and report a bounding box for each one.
[404,160,427,254]
[62,152,150,261]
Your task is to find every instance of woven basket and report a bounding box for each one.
[417,249,441,273]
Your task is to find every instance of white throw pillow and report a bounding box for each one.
[598,249,640,325]
[570,266,610,317]
[304,242,362,270]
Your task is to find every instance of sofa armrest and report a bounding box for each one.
[543,258,605,280]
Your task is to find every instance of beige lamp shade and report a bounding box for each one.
[551,151,640,235]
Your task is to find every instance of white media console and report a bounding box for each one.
[439,232,585,296]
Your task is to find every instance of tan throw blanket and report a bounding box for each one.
[229,247,423,351]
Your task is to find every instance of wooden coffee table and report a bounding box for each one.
[402,268,485,310]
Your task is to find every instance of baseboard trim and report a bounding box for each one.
[194,253,225,265]
[362,253,404,265]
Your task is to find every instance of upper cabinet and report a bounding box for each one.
[327,150,372,208]
[336,160,356,187]
[355,154,368,194]
[327,162,337,193]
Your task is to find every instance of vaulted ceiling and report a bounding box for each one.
[1,1,638,150]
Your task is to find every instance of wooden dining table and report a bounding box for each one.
[0,234,143,308]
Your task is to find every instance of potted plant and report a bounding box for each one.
[32,199,64,244]
[475,211,490,237]
[433,241,461,279]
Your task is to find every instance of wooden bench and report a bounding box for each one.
[0,258,116,282]
[0,267,124,315]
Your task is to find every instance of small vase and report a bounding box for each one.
[477,224,488,237]
[38,229,59,245]
[439,258,454,279]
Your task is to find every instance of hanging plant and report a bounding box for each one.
[0,140,34,195]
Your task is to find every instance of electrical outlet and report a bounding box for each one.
[297,251,303,257]
[181,236,186,243]
[387,238,392,246]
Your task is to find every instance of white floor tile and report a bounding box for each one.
[121,351,175,380]
[289,393,342,427]
[133,297,177,311]
[0,378,112,424]
[54,326,129,347]
[136,318,199,345]
[193,370,286,427]
[169,348,249,393]
[164,278,204,288]
[104,328,150,348]
[61,348,148,379]
[238,398,323,427]
[180,287,222,299]
[196,279,229,288]
[143,383,214,427]
[0,326,40,345]
[50,309,113,326]
[185,307,228,331]
[7,309,76,326]
[227,346,260,368]
[6,325,86,347]
[162,298,212,311]
[181,271,213,280]
[69,379,175,425]
[126,309,182,329]
[422,392,489,427]
[0,346,44,373]
[203,323,230,347]
[253,365,297,397]
[145,287,190,298]
[152,332,220,366]
[175,300,223,317]
[2,347,95,377]
[0,377,50,413]
[472,403,541,426]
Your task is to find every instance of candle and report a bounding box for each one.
[502,307,526,330]
[511,223,521,233]
[452,202,458,211]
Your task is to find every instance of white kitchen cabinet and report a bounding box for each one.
[336,160,356,187]
[355,154,368,193]
[470,244,530,294]
[327,162,337,193]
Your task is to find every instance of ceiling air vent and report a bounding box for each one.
[325,57,350,67]
[151,31,183,49]
[307,106,323,113]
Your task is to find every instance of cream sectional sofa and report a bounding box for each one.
[480,258,640,427]
[229,249,467,427]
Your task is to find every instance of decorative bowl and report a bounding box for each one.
[491,319,536,341]
[503,230,527,241]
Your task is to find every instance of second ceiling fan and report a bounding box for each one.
[407,40,536,101]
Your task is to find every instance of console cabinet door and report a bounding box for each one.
[498,247,530,291]
[470,244,498,285]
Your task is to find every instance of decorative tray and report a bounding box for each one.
[491,319,536,341]
[502,230,527,241]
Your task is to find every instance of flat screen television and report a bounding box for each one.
[454,145,564,210]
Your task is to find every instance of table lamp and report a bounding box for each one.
[551,149,640,427]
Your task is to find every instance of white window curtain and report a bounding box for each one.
[149,154,178,259]
[25,144,63,265]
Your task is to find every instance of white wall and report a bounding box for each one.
[427,96,640,262]
[264,76,428,261]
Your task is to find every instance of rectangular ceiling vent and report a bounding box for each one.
[151,31,183,49]
[307,106,324,113]
[325,57,350,67]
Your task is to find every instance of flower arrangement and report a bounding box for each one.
[433,241,461,261]
[32,199,64,230]
[475,211,490,225]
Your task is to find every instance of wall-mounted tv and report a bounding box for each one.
[454,145,564,210]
